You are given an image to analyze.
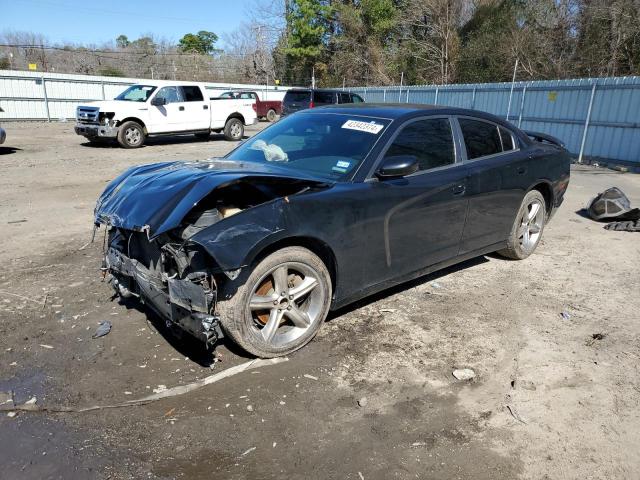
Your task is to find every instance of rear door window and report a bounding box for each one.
[385,118,456,172]
[351,94,364,103]
[313,91,335,105]
[499,126,515,151]
[338,92,351,103]
[458,118,503,159]
[181,86,204,102]
[284,91,311,104]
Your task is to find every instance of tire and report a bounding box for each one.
[117,121,145,148]
[217,247,332,358]
[223,118,244,141]
[266,109,277,122]
[194,131,210,140]
[497,190,547,260]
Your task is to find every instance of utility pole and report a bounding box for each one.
[311,67,315,88]
[398,72,404,102]
[506,58,519,121]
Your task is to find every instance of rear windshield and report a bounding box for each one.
[226,112,391,181]
[284,91,311,104]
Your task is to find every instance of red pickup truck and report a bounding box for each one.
[216,91,282,122]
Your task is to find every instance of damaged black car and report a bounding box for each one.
[95,104,571,357]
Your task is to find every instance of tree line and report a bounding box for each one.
[1,0,638,88]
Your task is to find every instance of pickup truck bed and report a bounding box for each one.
[215,91,282,122]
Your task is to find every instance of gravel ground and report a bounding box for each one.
[0,122,639,480]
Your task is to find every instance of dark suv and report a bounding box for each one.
[281,89,364,116]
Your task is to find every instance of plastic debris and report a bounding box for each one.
[92,321,112,339]
[506,404,527,424]
[153,385,167,394]
[357,397,368,407]
[246,405,254,412]
[7,411,16,418]
[39,344,54,349]
[241,447,256,456]
[303,374,318,381]
[452,368,476,381]
[560,311,571,320]
[25,397,37,405]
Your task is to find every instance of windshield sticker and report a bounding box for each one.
[332,160,351,173]
[341,119,384,134]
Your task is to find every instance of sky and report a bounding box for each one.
[1,0,256,48]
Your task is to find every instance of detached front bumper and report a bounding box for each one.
[75,123,119,138]
[105,246,223,345]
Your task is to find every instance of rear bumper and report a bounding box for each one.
[75,123,119,138]
[105,246,222,344]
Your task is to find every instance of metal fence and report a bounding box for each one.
[0,69,290,122]
[352,76,640,166]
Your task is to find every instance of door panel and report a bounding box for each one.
[181,86,210,130]
[148,86,185,133]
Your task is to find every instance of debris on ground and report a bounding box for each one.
[506,404,527,424]
[6,411,16,418]
[357,397,368,408]
[431,282,443,289]
[452,368,476,381]
[379,308,396,313]
[585,187,640,231]
[604,219,640,231]
[241,447,256,456]
[0,391,14,407]
[92,320,112,339]
[560,311,571,320]
[587,333,607,346]
[153,385,168,394]
[246,405,254,412]
[39,344,54,349]
[303,374,318,381]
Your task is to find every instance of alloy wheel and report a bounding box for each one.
[518,199,544,251]
[248,262,325,347]
[125,126,141,146]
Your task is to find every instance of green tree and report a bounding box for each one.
[116,34,130,48]
[178,31,219,54]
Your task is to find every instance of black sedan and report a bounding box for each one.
[95,104,571,357]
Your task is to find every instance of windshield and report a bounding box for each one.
[115,85,157,102]
[226,112,391,180]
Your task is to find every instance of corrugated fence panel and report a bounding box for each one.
[0,69,291,121]
[352,76,640,165]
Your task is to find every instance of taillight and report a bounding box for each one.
[309,101,315,108]
[252,103,257,112]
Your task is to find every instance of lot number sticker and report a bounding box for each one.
[342,120,384,134]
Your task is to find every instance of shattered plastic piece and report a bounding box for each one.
[506,404,527,424]
[303,374,318,381]
[39,344,54,349]
[560,311,571,320]
[357,397,368,408]
[25,397,37,405]
[7,411,16,418]
[153,385,167,394]
[92,320,112,339]
[431,282,443,289]
[586,187,640,221]
[246,405,254,412]
[241,447,256,456]
[452,368,476,381]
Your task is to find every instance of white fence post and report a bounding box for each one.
[518,86,527,128]
[42,75,51,122]
[578,83,597,164]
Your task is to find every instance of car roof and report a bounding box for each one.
[286,88,347,93]
[305,103,515,126]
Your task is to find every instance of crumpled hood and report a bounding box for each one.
[95,159,329,238]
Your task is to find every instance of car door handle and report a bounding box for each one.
[179,106,185,111]
[517,166,527,175]
[203,105,208,110]
[452,184,466,195]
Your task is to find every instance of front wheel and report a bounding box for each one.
[266,109,277,122]
[223,118,244,141]
[117,121,145,148]
[498,190,546,260]
[218,247,332,358]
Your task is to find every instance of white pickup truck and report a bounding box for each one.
[74,81,257,148]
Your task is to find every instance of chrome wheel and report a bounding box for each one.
[230,122,242,139]
[125,126,141,145]
[248,262,325,347]
[518,198,544,252]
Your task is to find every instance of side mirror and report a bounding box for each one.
[151,96,166,106]
[376,155,419,179]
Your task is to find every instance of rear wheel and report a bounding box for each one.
[223,118,244,141]
[117,121,145,148]
[498,190,546,260]
[266,109,277,122]
[218,247,332,358]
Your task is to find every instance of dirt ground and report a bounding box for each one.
[0,122,639,480]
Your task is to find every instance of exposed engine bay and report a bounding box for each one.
[99,170,326,345]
